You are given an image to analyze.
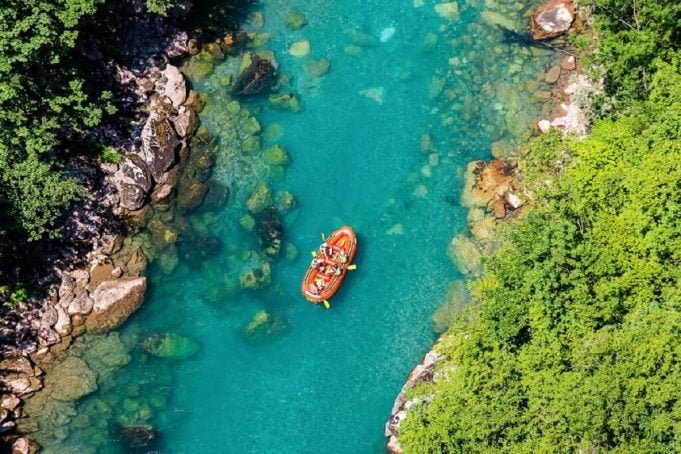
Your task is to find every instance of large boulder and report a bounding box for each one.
[531,0,575,40]
[141,111,180,181]
[113,154,153,211]
[86,278,147,332]
[12,437,39,454]
[161,64,186,108]
[233,54,278,96]
[460,160,516,210]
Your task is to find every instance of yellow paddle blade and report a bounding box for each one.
[311,251,317,257]
[321,233,326,241]
[323,300,330,309]
[347,264,357,270]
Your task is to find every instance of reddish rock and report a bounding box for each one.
[461,160,517,210]
[531,0,575,40]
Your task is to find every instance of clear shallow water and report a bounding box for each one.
[26,0,555,452]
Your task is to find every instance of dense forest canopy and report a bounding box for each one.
[398,0,681,451]
[0,0,180,300]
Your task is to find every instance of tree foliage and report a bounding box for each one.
[587,0,681,104]
[398,58,681,454]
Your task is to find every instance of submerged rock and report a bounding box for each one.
[276,191,296,213]
[116,424,157,449]
[447,235,483,276]
[246,183,273,213]
[233,55,278,96]
[285,9,307,30]
[267,93,302,112]
[239,261,271,290]
[241,310,289,344]
[140,333,199,360]
[434,2,459,21]
[256,207,283,257]
[44,357,97,402]
[289,40,310,57]
[263,145,290,166]
[305,58,330,77]
[177,179,208,210]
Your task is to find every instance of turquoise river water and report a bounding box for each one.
[26,0,557,452]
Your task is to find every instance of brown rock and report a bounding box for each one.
[125,248,148,277]
[1,394,21,411]
[151,183,175,203]
[100,234,124,256]
[545,65,561,84]
[12,437,39,454]
[187,38,200,55]
[177,179,208,210]
[0,357,34,377]
[531,0,575,40]
[3,377,42,396]
[43,356,96,401]
[86,278,147,333]
[461,160,517,210]
[561,55,576,70]
[493,195,506,219]
[89,260,116,290]
[68,290,94,316]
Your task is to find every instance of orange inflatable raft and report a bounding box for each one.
[301,226,357,307]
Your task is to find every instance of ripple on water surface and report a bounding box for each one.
[26,0,556,452]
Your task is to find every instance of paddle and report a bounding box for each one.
[347,264,357,270]
[323,300,330,309]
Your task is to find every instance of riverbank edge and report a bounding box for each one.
[384,1,597,451]
[0,3,206,451]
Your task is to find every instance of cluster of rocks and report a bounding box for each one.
[0,3,210,450]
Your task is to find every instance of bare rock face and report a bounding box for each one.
[160,64,187,108]
[86,277,147,333]
[385,350,443,454]
[531,0,575,40]
[141,110,180,181]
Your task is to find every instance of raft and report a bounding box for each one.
[301,225,357,306]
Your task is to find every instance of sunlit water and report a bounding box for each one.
[26,0,556,452]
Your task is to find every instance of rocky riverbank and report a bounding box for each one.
[0,2,211,450]
[384,0,598,451]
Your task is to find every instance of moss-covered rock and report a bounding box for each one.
[267,93,302,112]
[285,8,307,30]
[276,191,296,213]
[239,261,271,290]
[246,183,272,213]
[241,310,289,344]
[140,333,200,360]
[263,145,290,166]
